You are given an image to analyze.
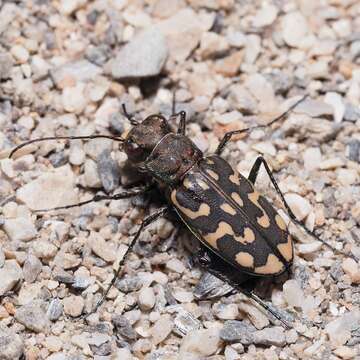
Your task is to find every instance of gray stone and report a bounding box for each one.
[3,217,37,242]
[16,167,78,211]
[112,314,137,340]
[347,140,360,163]
[344,103,360,122]
[97,149,120,193]
[0,53,13,79]
[194,272,233,299]
[174,311,202,337]
[0,260,23,296]
[294,99,333,118]
[220,320,256,345]
[156,8,213,62]
[15,300,50,333]
[253,327,286,347]
[23,255,42,283]
[112,28,168,79]
[50,60,102,88]
[0,324,24,360]
[47,298,63,321]
[0,246,5,268]
[150,314,174,345]
[115,276,142,293]
[72,276,91,291]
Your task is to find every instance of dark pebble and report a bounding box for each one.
[97,149,120,193]
[112,315,137,340]
[220,320,256,345]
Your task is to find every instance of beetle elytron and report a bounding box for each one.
[9,95,350,326]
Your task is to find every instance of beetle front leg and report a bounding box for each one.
[248,156,357,260]
[91,206,169,313]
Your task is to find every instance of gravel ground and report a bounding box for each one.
[1,0,360,359]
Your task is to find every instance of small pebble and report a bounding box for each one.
[15,300,50,333]
[0,325,24,360]
[283,194,312,221]
[220,320,255,345]
[180,328,221,357]
[23,255,42,283]
[283,279,304,308]
[47,299,63,321]
[0,260,23,297]
[166,258,186,273]
[253,327,286,347]
[342,258,360,284]
[112,27,168,79]
[63,295,84,317]
[150,314,173,345]
[3,217,37,242]
[10,45,29,63]
[138,287,156,311]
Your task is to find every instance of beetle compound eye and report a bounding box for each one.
[124,138,147,163]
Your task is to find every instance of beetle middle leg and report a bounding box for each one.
[34,184,154,212]
[248,156,357,260]
[92,206,169,313]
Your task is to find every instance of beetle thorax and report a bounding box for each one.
[144,133,203,185]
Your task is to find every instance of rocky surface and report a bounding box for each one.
[0,0,360,359]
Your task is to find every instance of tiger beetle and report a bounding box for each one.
[9,94,356,328]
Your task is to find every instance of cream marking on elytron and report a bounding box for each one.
[206,169,219,181]
[275,214,287,231]
[183,178,195,190]
[277,235,293,262]
[229,173,240,185]
[254,253,284,274]
[248,192,270,228]
[203,221,256,250]
[235,252,254,268]
[231,192,244,207]
[220,203,237,215]
[171,190,210,219]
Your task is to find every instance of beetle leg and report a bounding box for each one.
[92,206,169,313]
[215,95,308,155]
[194,246,292,329]
[121,103,139,126]
[33,184,154,212]
[248,156,358,261]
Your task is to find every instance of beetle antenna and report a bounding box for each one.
[216,94,309,155]
[122,103,139,126]
[246,94,309,132]
[9,135,124,159]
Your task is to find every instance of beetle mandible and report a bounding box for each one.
[9,94,352,327]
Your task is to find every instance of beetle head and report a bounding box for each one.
[123,114,172,164]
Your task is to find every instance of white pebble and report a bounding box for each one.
[138,287,156,311]
[10,45,29,63]
[284,193,312,221]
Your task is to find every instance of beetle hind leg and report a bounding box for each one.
[248,156,358,261]
[194,246,293,329]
